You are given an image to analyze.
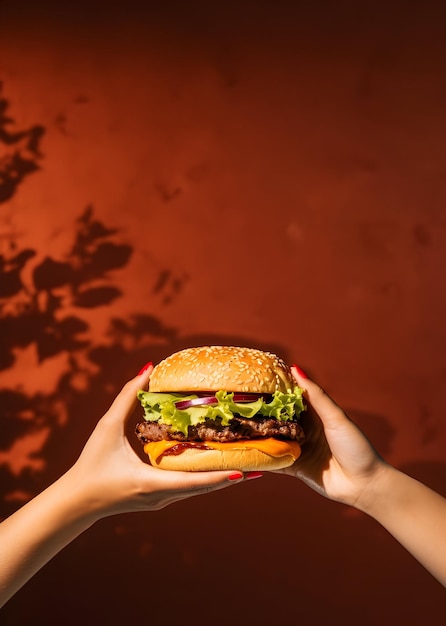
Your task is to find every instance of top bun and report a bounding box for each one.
[149,346,294,394]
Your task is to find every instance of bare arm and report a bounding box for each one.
[0,469,99,606]
[278,366,446,586]
[357,464,446,585]
[0,365,247,608]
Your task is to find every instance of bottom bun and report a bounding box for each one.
[146,444,300,472]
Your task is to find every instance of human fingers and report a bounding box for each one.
[158,468,262,494]
[291,364,349,432]
[129,468,262,511]
[291,364,380,476]
[101,362,153,430]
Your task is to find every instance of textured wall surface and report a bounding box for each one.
[1,2,445,623]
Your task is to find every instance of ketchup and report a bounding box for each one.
[163,442,211,456]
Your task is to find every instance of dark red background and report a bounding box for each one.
[1,2,445,623]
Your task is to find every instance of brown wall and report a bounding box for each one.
[1,2,445,623]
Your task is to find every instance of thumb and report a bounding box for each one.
[291,365,348,432]
[102,363,154,429]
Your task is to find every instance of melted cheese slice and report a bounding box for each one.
[144,438,301,463]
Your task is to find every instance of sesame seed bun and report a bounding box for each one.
[149,345,295,394]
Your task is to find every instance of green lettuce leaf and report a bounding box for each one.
[137,386,305,436]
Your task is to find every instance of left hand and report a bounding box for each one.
[67,365,245,518]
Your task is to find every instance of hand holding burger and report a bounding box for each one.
[136,346,306,471]
[279,365,446,587]
[0,365,250,609]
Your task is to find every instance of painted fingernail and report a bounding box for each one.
[292,364,309,379]
[228,472,244,481]
[246,471,263,480]
[137,362,153,376]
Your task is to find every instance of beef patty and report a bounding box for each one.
[136,415,305,445]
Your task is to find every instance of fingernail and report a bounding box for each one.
[292,364,309,379]
[137,362,153,376]
[246,471,263,480]
[228,472,244,481]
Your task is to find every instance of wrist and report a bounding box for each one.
[352,462,400,517]
[61,460,144,520]
[52,467,105,528]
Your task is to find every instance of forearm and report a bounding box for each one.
[0,469,100,608]
[357,465,446,586]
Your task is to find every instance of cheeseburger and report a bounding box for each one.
[136,345,305,471]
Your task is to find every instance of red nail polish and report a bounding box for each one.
[292,364,309,379]
[137,362,153,376]
[246,471,263,480]
[228,472,244,481]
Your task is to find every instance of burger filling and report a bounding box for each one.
[136,387,305,445]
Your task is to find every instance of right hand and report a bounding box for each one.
[276,366,389,509]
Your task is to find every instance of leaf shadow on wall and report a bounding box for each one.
[0,81,45,204]
[0,83,300,517]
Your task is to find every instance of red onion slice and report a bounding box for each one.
[175,393,266,410]
[175,396,218,410]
